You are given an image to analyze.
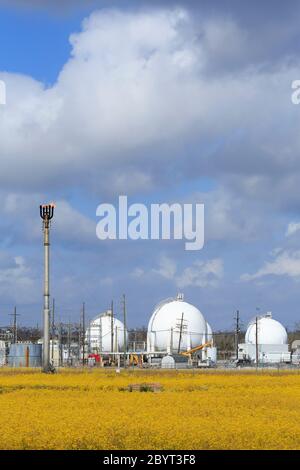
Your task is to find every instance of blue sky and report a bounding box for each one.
[1,1,300,331]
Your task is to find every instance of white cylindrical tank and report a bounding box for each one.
[86,310,128,353]
[245,313,288,345]
[147,294,207,353]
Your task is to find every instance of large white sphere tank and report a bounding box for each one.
[245,313,287,345]
[86,311,128,353]
[147,294,207,353]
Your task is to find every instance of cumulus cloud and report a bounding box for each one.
[153,254,177,280]
[152,254,223,288]
[0,192,96,247]
[0,252,37,303]
[1,7,300,207]
[241,250,300,281]
[176,258,224,288]
[2,5,300,324]
[286,222,300,237]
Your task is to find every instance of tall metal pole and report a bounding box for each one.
[255,316,259,367]
[82,302,85,366]
[235,310,240,361]
[111,300,114,354]
[99,317,102,353]
[178,312,184,354]
[9,306,20,344]
[13,306,17,343]
[51,298,55,364]
[122,294,127,368]
[88,318,91,355]
[40,203,55,373]
[68,320,71,365]
[58,321,62,367]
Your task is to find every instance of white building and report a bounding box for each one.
[238,313,290,364]
[147,294,216,363]
[86,310,127,353]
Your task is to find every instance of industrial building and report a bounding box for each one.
[1,299,299,369]
[147,294,217,367]
[8,343,42,368]
[238,313,291,364]
[86,310,128,354]
[0,204,298,371]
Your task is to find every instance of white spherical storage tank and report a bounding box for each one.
[245,313,288,345]
[86,310,128,353]
[147,294,208,353]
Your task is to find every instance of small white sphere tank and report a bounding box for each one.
[86,311,128,353]
[245,313,287,345]
[147,294,207,353]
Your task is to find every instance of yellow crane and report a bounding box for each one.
[180,341,212,357]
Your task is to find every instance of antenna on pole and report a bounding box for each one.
[40,202,55,373]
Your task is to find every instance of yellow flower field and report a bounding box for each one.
[0,368,300,450]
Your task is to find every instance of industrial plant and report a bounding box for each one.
[1,293,299,370]
[0,203,299,371]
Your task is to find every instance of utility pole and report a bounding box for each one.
[111,300,114,355]
[122,294,127,368]
[99,317,102,354]
[82,302,85,366]
[235,310,240,361]
[51,298,55,364]
[67,320,71,365]
[255,316,259,367]
[9,306,20,344]
[177,312,185,354]
[88,319,92,355]
[58,321,62,367]
[40,203,55,373]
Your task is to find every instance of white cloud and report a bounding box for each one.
[153,254,177,280]
[0,253,37,303]
[1,7,300,202]
[0,191,96,246]
[152,254,223,288]
[176,258,224,288]
[286,222,300,237]
[241,250,300,281]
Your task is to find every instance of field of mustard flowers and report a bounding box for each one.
[0,368,299,450]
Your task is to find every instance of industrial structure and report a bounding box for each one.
[8,343,42,368]
[86,310,128,354]
[147,294,217,367]
[238,313,291,364]
[40,203,55,373]
[0,204,298,370]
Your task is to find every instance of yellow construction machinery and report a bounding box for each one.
[129,354,143,367]
[180,341,212,357]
